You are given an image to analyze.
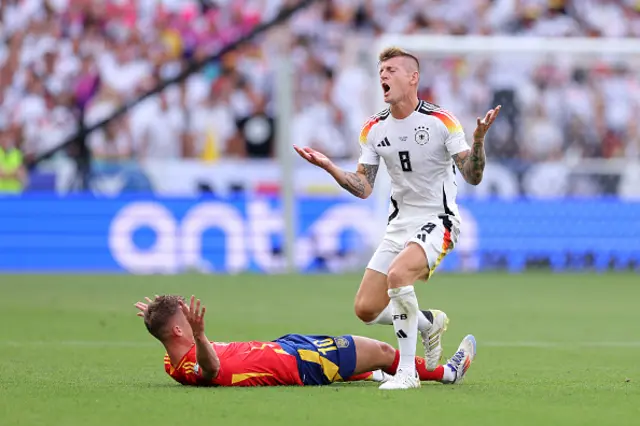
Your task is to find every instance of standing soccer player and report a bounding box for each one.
[294,47,500,390]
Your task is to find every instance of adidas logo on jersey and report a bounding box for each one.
[377,138,391,148]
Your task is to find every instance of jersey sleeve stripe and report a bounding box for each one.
[430,110,463,133]
[436,109,457,123]
[359,117,380,144]
[438,109,463,127]
[359,110,389,144]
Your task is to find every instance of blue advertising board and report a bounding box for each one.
[0,195,639,273]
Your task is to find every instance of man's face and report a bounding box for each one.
[379,56,418,104]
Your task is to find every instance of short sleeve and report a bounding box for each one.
[445,130,470,156]
[429,109,470,156]
[166,348,217,387]
[357,116,380,165]
[180,361,219,386]
[442,113,470,156]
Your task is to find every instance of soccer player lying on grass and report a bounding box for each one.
[134,295,476,387]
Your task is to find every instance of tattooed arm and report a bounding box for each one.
[452,105,501,186]
[331,163,379,199]
[452,142,486,186]
[292,145,379,199]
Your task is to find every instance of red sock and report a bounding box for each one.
[415,357,444,381]
[384,350,401,374]
[383,350,444,381]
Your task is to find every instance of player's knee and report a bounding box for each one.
[354,300,380,323]
[378,342,396,363]
[387,267,408,289]
[378,341,395,356]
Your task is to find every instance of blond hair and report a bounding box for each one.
[378,47,420,72]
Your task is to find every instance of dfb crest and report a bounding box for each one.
[414,126,429,145]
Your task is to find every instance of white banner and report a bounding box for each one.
[51,158,640,200]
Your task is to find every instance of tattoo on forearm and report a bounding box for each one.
[469,141,486,183]
[453,141,486,185]
[453,152,470,173]
[361,164,379,188]
[340,172,366,198]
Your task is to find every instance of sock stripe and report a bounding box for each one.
[421,310,434,324]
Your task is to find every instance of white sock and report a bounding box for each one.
[367,303,432,330]
[443,364,455,382]
[388,285,420,375]
[371,370,386,382]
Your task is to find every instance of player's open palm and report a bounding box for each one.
[293,145,331,170]
[473,105,501,142]
[134,295,159,317]
[180,295,207,337]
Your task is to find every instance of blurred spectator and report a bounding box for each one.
[523,104,563,161]
[0,125,28,193]
[0,0,639,193]
[137,90,188,159]
[189,81,238,159]
[89,115,135,162]
[235,93,276,158]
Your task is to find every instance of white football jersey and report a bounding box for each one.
[358,100,470,221]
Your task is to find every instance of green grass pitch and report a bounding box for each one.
[0,273,638,426]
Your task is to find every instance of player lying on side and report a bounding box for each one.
[135,295,476,388]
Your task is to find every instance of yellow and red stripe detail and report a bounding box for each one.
[183,362,196,374]
[428,228,453,279]
[249,343,289,355]
[429,110,463,133]
[359,116,381,144]
[231,372,275,385]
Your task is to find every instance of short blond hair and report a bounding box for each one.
[378,47,420,72]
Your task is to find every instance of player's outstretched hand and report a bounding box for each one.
[473,105,501,142]
[134,295,159,317]
[293,145,332,170]
[180,295,207,337]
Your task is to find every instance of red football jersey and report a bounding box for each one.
[164,340,303,387]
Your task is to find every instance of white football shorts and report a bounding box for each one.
[367,213,460,278]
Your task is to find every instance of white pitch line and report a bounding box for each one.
[0,340,157,348]
[1,341,639,348]
[484,341,640,348]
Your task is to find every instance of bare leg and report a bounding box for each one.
[354,268,390,323]
[349,336,446,382]
[351,335,397,375]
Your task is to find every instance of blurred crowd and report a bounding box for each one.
[1,0,640,171]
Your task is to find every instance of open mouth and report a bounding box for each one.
[382,83,390,94]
